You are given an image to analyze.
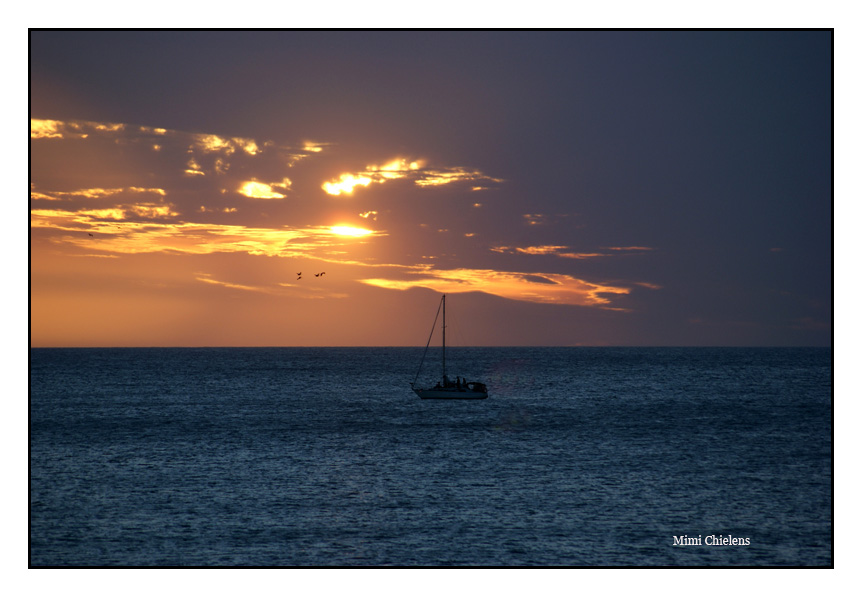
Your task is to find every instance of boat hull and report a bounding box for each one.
[413,388,488,400]
[411,295,489,400]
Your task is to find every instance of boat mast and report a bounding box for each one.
[413,295,443,387]
[442,294,446,382]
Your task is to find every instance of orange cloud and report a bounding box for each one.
[491,245,654,260]
[30,119,66,139]
[604,246,655,252]
[193,133,262,156]
[491,245,608,259]
[31,206,384,262]
[322,157,502,196]
[185,158,206,176]
[238,180,288,199]
[30,118,128,139]
[360,265,631,308]
[195,273,272,294]
[30,187,167,201]
[523,214,546,225]
[303,141,327,153]
[322,173,373,196]
[30,118,325,180]
[413,166,502,188]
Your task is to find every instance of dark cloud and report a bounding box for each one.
[521,274,558,285]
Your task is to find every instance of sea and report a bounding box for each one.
[29,347,832,567]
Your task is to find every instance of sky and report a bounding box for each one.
[29,30,832,347]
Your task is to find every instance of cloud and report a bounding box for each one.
[491,245,607,259]
[31,205,384,262]
[30,187,166,201]
[603,246,654,252]
[521,274,558,285]
[302,141,328,153]
[360,265,632,308]
[238,180,289,199]
[322,173,373,195]
[491,245,655,260]
[30,118,502,210]
[412,165,504,188]
[30,118,319,181]
[30,118,124,139]
[195,273,273,294]
[523,213,547,226]
[193,133,263,156]
[195,273,350,300]
[322,157,503,196]
[30,119,69,139]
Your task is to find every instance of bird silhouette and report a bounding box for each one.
[297,272,302,280]
[88,233,94,237]
[315,272,325,277]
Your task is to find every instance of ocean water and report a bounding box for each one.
[29,347,832,566]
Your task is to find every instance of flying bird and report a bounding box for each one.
[88,233,94,237]
[315,272,326,277]
[297,272,302,280]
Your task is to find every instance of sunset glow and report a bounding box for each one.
[29,31,831,347]
[29,109,650,343]
[329,225,374,237]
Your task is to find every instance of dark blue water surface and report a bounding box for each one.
[30,347,832,566]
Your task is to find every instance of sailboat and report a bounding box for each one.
[411,294,488,399]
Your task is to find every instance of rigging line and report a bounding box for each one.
[413,295,443,385]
